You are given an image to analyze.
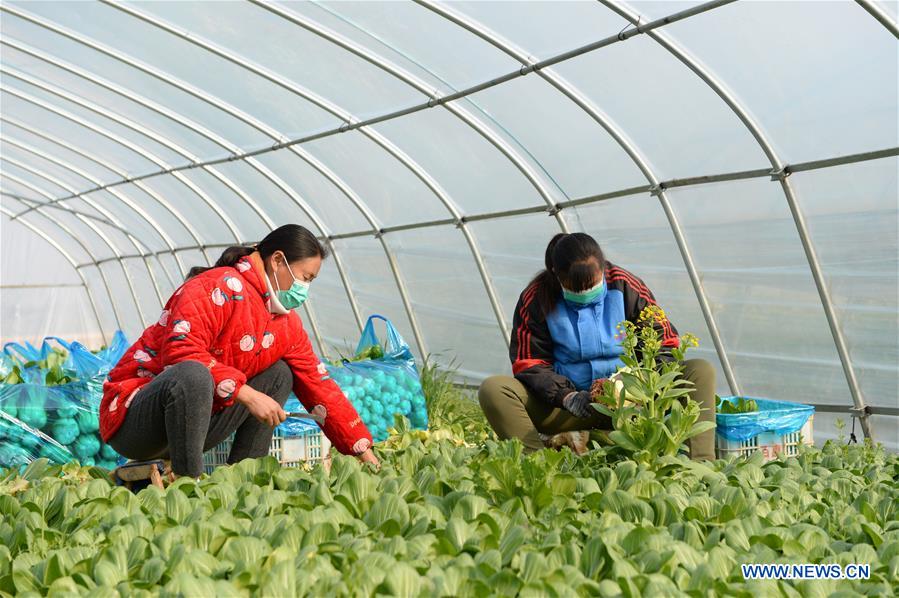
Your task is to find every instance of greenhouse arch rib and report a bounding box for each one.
[415,0,741,396]
[1,112,200,279]
[0,158,154,325]
[606,0,875,439]
[0,84,201,312]
[0,40,368,339]
[1,134,178,294]
[105,0,542,352]
[0,78,336,356]
[97,0,735,353]
[0,202,112,341]
[1,0,733,202]
[856,0,899,38]
[0,3,434,355]
[0,75,234,270]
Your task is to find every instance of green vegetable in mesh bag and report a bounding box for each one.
[0,400,17,419]
[326,315,429,442]
[39,441,73,464]
[99,443,119,461]
[16,389,47,429]
[350,344,384,362]
[75,410,100,434]
[44,363,75,386]
[6,425,40,452]
[0,442,33,468]
[49,418,80,445]
[54,401,79,420]
[73,434,100,460]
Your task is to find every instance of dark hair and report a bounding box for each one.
[529,233,605,314]
[186,224,328,279]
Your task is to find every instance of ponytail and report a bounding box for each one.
[186,245,255,279]
[530,233,566,316]
[185,224,327,280]
[528,232,605,315]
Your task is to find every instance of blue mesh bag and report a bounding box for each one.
[326,315,427,442]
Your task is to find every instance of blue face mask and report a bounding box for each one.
[274,255,310,310]
[562,280,606,305]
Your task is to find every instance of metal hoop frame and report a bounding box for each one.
[1,0,895,438]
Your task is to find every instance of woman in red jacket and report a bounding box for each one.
[100,224,378,478]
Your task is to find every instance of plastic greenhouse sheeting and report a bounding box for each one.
[0,0,896,449]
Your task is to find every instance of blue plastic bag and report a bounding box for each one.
[0,411,73,470]
[326,315,428,442]
[0,332,129,470]
[276,396,322,437]
[716,397,814,442]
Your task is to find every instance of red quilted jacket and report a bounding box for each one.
[100,254,372,455]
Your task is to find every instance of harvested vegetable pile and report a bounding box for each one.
[0,347,121,471]
[1,416,897,596]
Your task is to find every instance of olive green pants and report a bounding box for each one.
[478,359,717,461]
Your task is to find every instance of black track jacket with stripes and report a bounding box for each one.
[509,262,680,407]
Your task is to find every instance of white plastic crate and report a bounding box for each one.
[203,427,331,474]
[716,415,814,461]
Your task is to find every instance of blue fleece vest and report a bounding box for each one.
[546,289,626,390]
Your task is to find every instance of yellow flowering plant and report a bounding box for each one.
[592,306,714,465]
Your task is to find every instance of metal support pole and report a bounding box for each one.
[856,0,899,38]
[1,167,147,326]
[1,114,198,278]
[418,0,739,391]
[2,138,171,306]
[0,205,109,342]
[607,0,875,438]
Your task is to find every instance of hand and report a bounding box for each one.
[562,390,595,418]
[237,386,286,427]
[357,448,380,470]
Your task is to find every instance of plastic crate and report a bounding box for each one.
[715,396,814,461]
[203,425,331,474]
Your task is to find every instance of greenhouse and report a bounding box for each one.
[0,0,897,596]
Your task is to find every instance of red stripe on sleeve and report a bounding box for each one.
[512,359,550,375]
[516,284,538,360]
[607,268,679,345]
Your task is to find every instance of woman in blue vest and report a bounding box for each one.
[478,233,717,460]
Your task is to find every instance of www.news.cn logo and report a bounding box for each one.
[742,563,870,580]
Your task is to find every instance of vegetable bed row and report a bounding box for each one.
[1,421,896,597]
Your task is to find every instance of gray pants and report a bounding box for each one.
[108,360,292,477]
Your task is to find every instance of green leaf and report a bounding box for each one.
[258,559,296,598]
[218,536,270,570]
[499,525,527,565]
[164,488,193,524]
[381,562,421,596]
[92,546,128,587]
[300,522,338,550]
[581,538,607,578]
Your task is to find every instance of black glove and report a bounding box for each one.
[562,390,595,418]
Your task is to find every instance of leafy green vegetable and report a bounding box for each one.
[1,346,119,470]
[716,396,760,414]
[352,344,384,362]
[0,361,895,597]
[49,419,80,445]
[593,307,711,465]
[0,433,895,596]
[2,367,23,386]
